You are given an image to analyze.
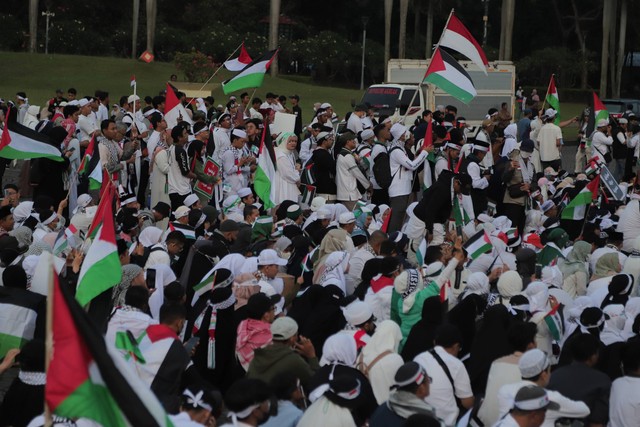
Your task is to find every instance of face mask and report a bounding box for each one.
[520,151,531,159]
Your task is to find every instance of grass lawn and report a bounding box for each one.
[0,52,362,120]
[0,51,586,139]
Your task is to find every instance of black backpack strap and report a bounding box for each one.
[429,349,465,412]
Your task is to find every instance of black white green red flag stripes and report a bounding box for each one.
[423,48,477,104]
[46,265,174,426]
[222,49,278,95]
[0,117,63,161]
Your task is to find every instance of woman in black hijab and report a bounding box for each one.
[467,304,513,394]
[446,293,488,358]
[286,235,313,286]
[515,248,537,289]
[298,284,347,357]
[33,126,70,211]
[401,296,445,362]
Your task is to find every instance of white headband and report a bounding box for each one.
[473,144,490,152]
[232,129,247,139]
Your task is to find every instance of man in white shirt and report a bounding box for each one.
[538,108,563,170]
[609,340,640,427]
[76,98,98,148]
[464,139,491,217]
[413,324,474,426]
[496,349,589,427]
[346,104,366,134]
[212,113,232,163]
[591,119,614,164]
[336,132,371,210]
[95,90,110,123]
[495,385,560,427]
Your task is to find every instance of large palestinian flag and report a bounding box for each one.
[0,286,44,358]
[46,266,174,426]
[164,83,193,129]
[224,42,253,71]
[254,117,278,209]
[221,49,278,95]
[75,183,122,306]
[0,114,63,161]
[423,48,477,104]
[561,175,600,220]
[439,12,488,74]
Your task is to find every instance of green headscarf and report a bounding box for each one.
[275,132,297,152]
[557,240,591,277]
[592,252,621,281]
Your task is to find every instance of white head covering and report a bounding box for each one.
[138,226,163,247]
[239,256,258,274]
[13,201,34,224]
[623,297,640,339]
[394,269,425,313]
[319,251,350,294]
[320,333,357,367]
[541,266,563,289]
[525,281,550,313]
[360,320,402,366]
[497,270,523,300]
[147,264,178,319]
[463,272,490,299]
[213,254,247,278]
[601,304,626,346]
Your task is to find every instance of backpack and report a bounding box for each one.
[372,146,402,188]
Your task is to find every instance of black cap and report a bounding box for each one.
[219,220,240,232]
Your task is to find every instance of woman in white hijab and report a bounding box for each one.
[273,132,301,205]
[357,320,404,404]
[601,304,626,346]
[213,253,246,278]
[496,270,523,305]
[622,297,640,339]
[314,251,350,295]
[368,204,390,234]
[308,333,361,402]
[147,264,178,319]
[525,282,554,355]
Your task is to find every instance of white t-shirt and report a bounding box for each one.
[414,346,473,426]
[538,123,563,162]
[609,376,640,427]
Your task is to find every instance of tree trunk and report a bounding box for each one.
[570,0,589,89]
[503,0,515,61]
[425,0,433,58]
[398,0,410,59]
[384,0,394,80]
[499,0,506,60]
[600,0,613,97]
[132,0,140,59]
[413,0,421,51]
[614,0,627,98]
[28,0,38,53]
[269,0,281,77]
[608,0,618,95]
[146,0,157,53]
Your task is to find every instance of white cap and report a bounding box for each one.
[360,129,375,141]
[343,300,373,326]
[183,194,199,207]
[78,98,90,107]
[73,194,92,215]
[237,187,252,198]
[544,108,557,118]
[257,248,287,266]
[232,128,247,139]
[310,196,326,212]
[390,123,407,141]
[316,208,332,220]
[597,118,609,128]
[128,94,140,104]
[67,100,80,106]
[339,212,356,225]
[320,102,332,109]
[174,206,190,219]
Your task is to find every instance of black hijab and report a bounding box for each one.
[401,296,444,362]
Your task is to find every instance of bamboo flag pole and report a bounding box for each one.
[402,8,456,123]
[184,42,244,108]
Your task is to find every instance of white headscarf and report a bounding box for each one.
[497,271,523,301]
[601,304,626,345]
[319,251,350,294]
[320,333,358,367]
[138,226,163,247]
[213,253,247,277]
[525,281,550,313]
[462,272,490,300]
[393,269,425,313]
[361,320,402,366]
[148,264,178,319]
[623,297,640,339]
[542,266,563,289]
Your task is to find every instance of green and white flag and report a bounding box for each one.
[463,230,492,260]
[222,50,278,95]
[423,48,477,104]
[545,75,560,125]
[561,175,599,220]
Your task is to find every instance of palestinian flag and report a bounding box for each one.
[0,113,63,161]
[439,12,488,74]
[0,286,44,358]
[191,269,216,306]
[222,49,278,95]
[130,75,136,88]
[545,75,561,125]
[453,195,473,228]
[46,266,173,426]
[169,222,196,240]
[586,93,609,140]
[301,253,313,273]
[224,42,253,71]
[86,182,115,239]
[381,208,392,233]
[561,175,600,220]
[543,303,564,341]
[75,184,122,306]
[89,159,105,191]
[422,119,433,148]
[439,280,451,304]
[53,224,79,255]
[301,184,316,208]
[254,118,277,209]
[115,331,146,363]
[415,237,428,266]
[164,83,193,129]
[301,163,316,185]
[463,230,492,259]
[78,135,96,175]
[424,48,477,104]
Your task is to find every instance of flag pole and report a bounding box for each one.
[402,9,455,123]
[539,73,554,113]
[185,42,244,108]
[44,261,54,427]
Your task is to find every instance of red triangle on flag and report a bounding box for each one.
[424,48,446,80]
[381,208,392,233]
[165,83,181,113]
[238,43,252,64]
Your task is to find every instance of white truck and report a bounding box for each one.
[360,59,516,135]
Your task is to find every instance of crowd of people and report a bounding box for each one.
[1,85,640,427]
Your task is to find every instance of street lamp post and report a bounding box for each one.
[482,0,489,47]
[360,17,369,91]
[42,10,55,54]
